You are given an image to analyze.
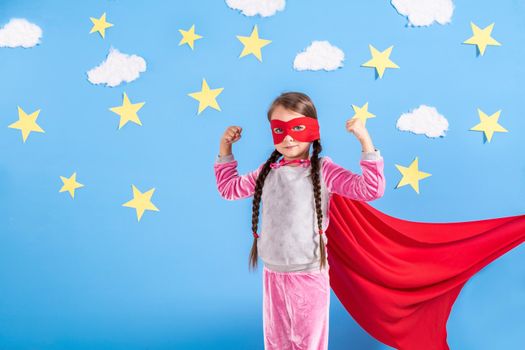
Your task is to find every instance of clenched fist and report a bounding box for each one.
[346,118,370,142]
[221,126,243,145]
[219,125,242,157]
[346,117,376,152]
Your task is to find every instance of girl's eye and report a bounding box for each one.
[292,125,305,131]
[273,128,283,134]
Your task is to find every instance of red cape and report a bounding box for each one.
[326,194,525,350]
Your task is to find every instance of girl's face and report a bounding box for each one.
[270,105,312,160]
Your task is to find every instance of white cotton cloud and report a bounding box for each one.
[396,105,449,138]
[391,0,454,27]
[293,41,345,71]
[0,18,42,48]
[87,47,146,87]
[225,0,285,17]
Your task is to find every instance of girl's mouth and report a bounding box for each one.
[285,145,298,149]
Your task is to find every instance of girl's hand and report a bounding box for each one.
[221,126,243,145]
[346,118,370,142]
[346,118,376,152]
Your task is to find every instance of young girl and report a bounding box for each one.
[213,91,386,349]
[214,92,525,350]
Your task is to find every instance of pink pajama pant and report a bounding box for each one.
[262,265,330,350]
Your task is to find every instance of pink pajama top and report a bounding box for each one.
[214,150,386,272]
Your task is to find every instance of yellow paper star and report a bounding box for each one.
[109,93,145,129]
[188,78,224,114]
[470,108,508,143]
[8,106,45,142]
[89,12,114,39]
[59,172,84,199]
[351,102,376,126]
[122,184,159,221]
[361,45,399,79]
[395,157,431,194]
[236,25,272,62]
[178,24,203,50]
[463,22,501,56]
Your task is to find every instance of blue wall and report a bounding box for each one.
[0,0,523,348]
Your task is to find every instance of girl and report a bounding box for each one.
[214,92,525,350]
[213,91,386,349]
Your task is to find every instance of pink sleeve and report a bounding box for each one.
[322,156,386,201]
[214,157,265,201]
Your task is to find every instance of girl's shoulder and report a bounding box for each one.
[319,156,334,177]
[320,155,334,165]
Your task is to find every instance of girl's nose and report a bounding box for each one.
[284,134,295,142]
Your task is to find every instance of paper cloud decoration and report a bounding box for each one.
[0,18,42,48]
[396,104,449,138]
[225,0,285,17]
[87,47,147,87]
[293,41,345,71]
[391,0,454,27]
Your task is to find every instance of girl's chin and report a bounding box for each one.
[282,150,303,157]
[277,145,309,157]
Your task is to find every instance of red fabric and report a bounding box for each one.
[270,158,311,169]
[269,116,320,144]
[325,194,525,350]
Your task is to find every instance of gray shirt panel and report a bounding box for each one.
[258,157,330,272]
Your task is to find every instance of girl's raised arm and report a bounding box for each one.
[322,150,386,202]
[214,154,264,200]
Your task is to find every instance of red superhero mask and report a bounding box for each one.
[269,116,320,145]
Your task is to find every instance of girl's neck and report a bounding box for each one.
[282,153,310,166]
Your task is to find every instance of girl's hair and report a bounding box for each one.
[249,92,327,272]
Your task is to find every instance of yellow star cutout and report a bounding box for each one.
[351,102,376,126]
[395,157,431,194]
[361,44,399,79]
[188,78,224,114]
[122,184,159,221]
[59,172,84,199]
[236,25,272,62]
[89,12,114,39]
[8,106,45,143]
[179,24,203,50]
[470,108,508,143]
[109,93,145,129]
[463,22,501,56]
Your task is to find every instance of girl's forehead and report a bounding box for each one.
[270,107,304,122]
